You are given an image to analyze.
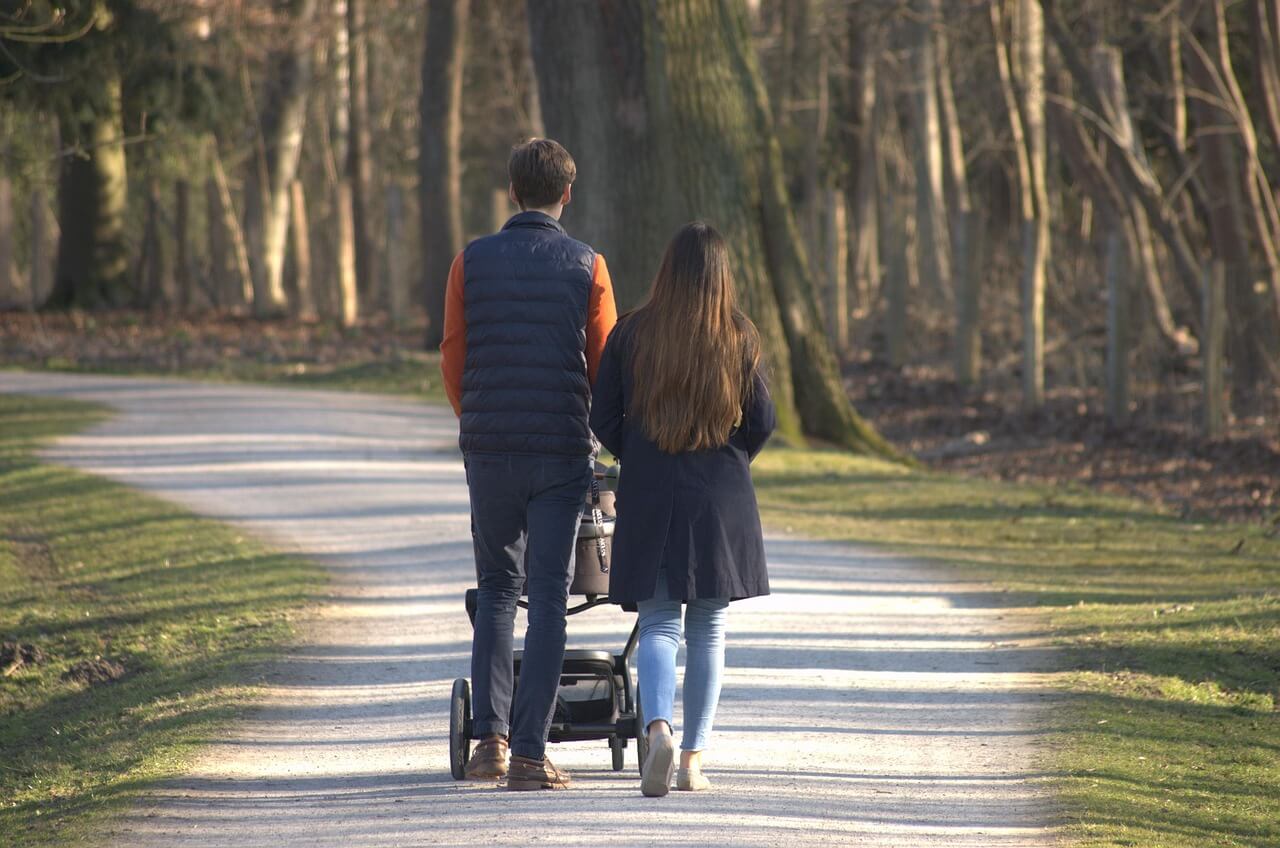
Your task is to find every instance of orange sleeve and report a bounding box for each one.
[586,254,618,384]
[439,252,467,416]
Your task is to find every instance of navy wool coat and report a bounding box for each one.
[589,320,777,607]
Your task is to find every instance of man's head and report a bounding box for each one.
[507,138,576,216]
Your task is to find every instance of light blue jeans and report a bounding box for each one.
[636,571,729,752]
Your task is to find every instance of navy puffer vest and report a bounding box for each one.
[460,211,595,456]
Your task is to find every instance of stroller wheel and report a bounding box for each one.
[449,678,471,780]
[610,736,626,771]
[634,688,649,776]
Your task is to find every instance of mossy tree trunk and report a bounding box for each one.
[527,0,902,459]
[49,70,131,310]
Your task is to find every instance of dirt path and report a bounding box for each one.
[2,372,1059,847]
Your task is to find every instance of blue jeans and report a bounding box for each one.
[636,571,729,752]
[466,452,592,761]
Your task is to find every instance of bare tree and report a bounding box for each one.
[1255,0,1280,183]
[329,0,360,326]
[347,0,379,308]
[910,0,952,304]
[290,179,317,319]
[994,0,1049,408]
[207,135,255,311]
[845,16,881,319]
[935,13,979,384]
[1182,0,1280,395]
[245,0,320,317]
[420,0,470,349]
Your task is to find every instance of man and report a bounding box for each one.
[439,138,618,790]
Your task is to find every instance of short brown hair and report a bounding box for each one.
[508,138,576,209]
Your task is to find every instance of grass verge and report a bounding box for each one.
[751,447,1280,848]
[0,395,324,846]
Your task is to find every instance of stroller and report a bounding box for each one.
[448,465,651,777]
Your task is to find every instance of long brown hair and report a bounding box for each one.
[627,222,761,454]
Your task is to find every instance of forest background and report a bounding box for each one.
[1,0,1277,522]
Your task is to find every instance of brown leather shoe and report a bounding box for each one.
[463,735,509,780]
[505,754,571,791]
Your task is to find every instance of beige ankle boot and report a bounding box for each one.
[641,724,675,797]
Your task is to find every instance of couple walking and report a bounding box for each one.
[439,139,776,796]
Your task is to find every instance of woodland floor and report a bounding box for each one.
[2,309,1277,525]
[842,357,1280,525]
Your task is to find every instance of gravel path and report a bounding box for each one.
[3,372,1059,847]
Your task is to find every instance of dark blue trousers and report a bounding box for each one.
[465,452,591,760]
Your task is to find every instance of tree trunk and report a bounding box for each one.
[910,0,952,304]
[1103,210,1129,425]
[995,0,1049,408]
[246,0,318,317]
[0,169,19,309]
[329,0,359,325]
[290,179,316,320]
[335,179,359,327]
[1018,0,1049,409]
[527,2,678,308]
[880,98,916,370]
[49,70,130,310]
[1088,47,1138,424]
[825,187,848,352]
[1203,259,1227,437]
[846,21,880,315]
[420,0,470,349]
[174,179,192,311]
[331,0,351,170]
[936,11,978,385]
[528,0,901,459]
[347,0,379,308]
[28,189,51,309]
[207,136,255,311]
[205,178,227,309]
[794,0,826,276]
[385,183,410,329]
[884,201,911,370]
[141,177,174,309]
[1085,46,1185,357]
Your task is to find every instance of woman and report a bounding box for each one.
[590,221,776,798]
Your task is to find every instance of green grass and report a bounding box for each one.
[0,395,325,846]
[31,352,448,404]
[751,448,1280,848]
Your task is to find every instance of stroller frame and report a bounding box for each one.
[449,590,649,778]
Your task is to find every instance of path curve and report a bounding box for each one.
[2,372,1058,847]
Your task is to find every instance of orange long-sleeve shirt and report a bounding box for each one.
[439,251,618,417]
